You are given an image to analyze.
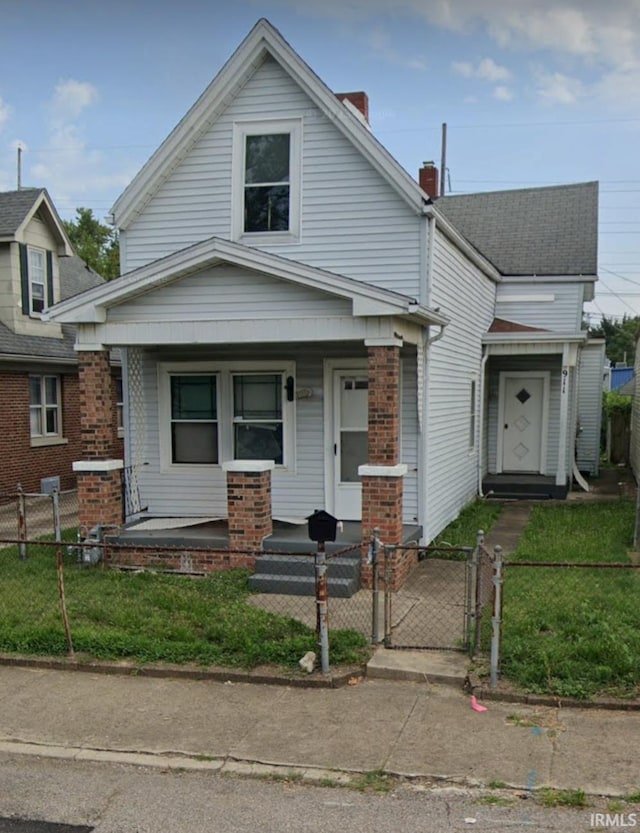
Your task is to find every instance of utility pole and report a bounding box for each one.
[17,145,22,190]
[439,122,447,196]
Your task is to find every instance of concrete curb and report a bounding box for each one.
[0,654,366,690]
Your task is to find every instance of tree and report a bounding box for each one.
[588,315,640,365]
[63,208,120,281]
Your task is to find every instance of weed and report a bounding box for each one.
[487,779,507,789]
[351,770,394,793]
[608,799,626,812]
[538,788,589,808]
[475,794,515,807]
[319,778,339,788]
[625,790,640,803]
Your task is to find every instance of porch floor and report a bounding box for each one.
[115,518,423,554]
[482,473,568,500]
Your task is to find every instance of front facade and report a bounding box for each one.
[0,189,122,495]
[46,20,603,568]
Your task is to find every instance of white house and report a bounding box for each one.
[46,19,603,584]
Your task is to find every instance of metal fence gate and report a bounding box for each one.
[379,539,495,654]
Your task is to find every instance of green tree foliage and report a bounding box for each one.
[589,315,640,365]
[63,208,120,281]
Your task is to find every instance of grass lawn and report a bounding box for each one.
[0,542,369,670]
[429,499,503,557]
[499,500,640,699]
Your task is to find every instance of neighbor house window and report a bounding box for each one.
[28,247,46,314]
[469,379,477,449]
[19,244,53,317]
[30,375,61,438]
[232,120,301,241]
[170,375,218,464]
[233,373,283,464]
[114,376,124,433]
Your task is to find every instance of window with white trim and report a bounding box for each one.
[233,373,283,464]
[170,375,218,464]
[28,247,46,315]
[29,375,62,439]
[159,362,295,469]
[232,120,301,242]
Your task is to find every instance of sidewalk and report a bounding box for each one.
[0,663,637,797]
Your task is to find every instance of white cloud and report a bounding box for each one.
[0,97,12,131]
[51,79,98,120]
[452,57,511,82]
[367,28,427,71]
[535,70,584,104]
[493,85,514,101]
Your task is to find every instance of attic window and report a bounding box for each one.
[232,119,301,243]
[244,134,290,232]
[19,244,53,317]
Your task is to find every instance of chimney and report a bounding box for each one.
[419,161,439,199]
[336,91,369,123]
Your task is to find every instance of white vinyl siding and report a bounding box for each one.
[127,346,419,522]
[422,231,496,544]
[107,264,353,323]
[496,282,584,332]
[576,340,605,476]
[121,56,422,297]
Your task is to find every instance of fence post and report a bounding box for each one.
[370,527,380,644]
[52,488,61,543]
[383,544,393,647]
[490,544,503,689]
[16,484,27,560]
[56,544,74,657]
[472,529,484,655]
[314,541,330,674]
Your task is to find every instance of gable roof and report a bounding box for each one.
[45,236,449,328]
[0,188,73,253]
[435,181,598,277]
[0,256,105,362]
[111,18,429,228]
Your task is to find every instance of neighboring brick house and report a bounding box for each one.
[0,188,122,496]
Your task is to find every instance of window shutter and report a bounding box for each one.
[19,244,29,315]
[46,250,54,307]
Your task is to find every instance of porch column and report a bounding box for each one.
[359,341,408,589]
[222,461,274,551]
[557,343,578,488]
[73,349,123,531]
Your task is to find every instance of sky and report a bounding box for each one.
[2,0,640,324]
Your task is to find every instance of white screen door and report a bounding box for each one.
[333,372,368,519]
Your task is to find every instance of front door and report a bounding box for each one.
[499,374,548,473]
[333,371,368,520]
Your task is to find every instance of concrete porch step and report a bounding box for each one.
[249,552,361,597]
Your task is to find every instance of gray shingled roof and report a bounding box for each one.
[0,256,105,361]
[435,181,598,276]
[0,188,45,237]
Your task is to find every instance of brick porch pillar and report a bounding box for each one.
[73,349,123,532]
[222,461,274,551]
[359,342,408,589]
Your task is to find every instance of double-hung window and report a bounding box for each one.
[233,373,283,464]
[232,120,301,242]
[19,244,53,317]
[30,375,62,441]
[160,362,294,470]
[170,375,218,464]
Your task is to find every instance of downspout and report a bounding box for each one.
[417,211,437,542]
[478,348,490,497]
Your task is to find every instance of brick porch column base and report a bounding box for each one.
[73,459,124,531]
[359,464,407,591]
[222,461,274,551]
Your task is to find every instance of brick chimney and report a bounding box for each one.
[419,161,439,199]
[336,91,369,123]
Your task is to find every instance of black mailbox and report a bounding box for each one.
[307,509,339,543]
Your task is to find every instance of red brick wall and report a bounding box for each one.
[78,351,114,459]
[367,345,400,465]
[76,468,123,530]
[0,368,122,496]
[105,545,257,573]
[226,469,272,549]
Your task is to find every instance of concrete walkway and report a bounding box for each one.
[0,664,638,797]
